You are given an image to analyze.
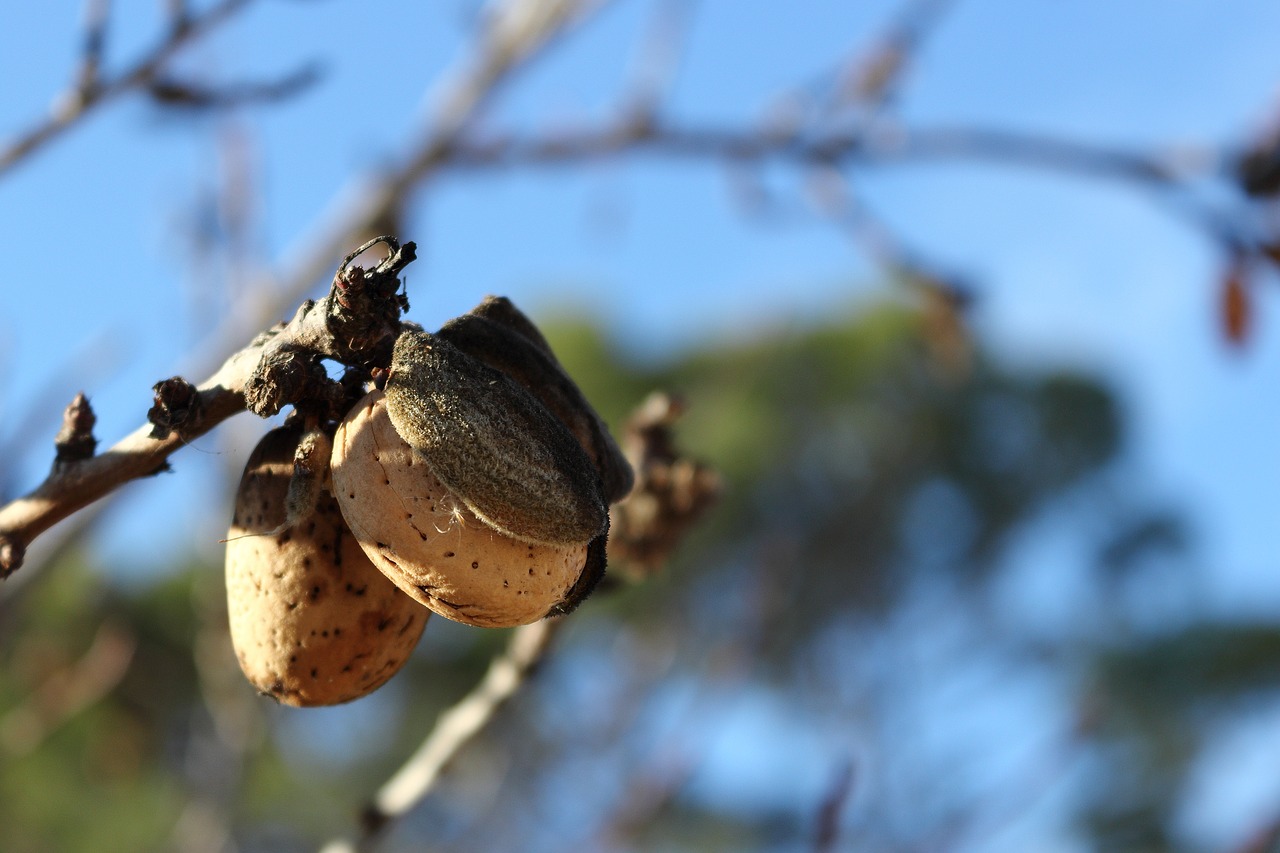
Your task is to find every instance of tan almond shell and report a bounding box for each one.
[331,390,589,628]
[226,425,429,706]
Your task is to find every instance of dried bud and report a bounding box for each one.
[53,392,97,471]
[148,376,202,439]
[1222,259,1252,346]
[609,392,720,576]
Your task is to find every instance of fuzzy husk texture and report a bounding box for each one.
[384,330,608,546]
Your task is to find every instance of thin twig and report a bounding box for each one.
[0,0,253,176]
[833,0,958,116]
[319,618,563,853]
[0,345,259,577]
[444,121,1199,185]
[74,0,112,97]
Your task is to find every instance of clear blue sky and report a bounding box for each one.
[1,1,1277,603]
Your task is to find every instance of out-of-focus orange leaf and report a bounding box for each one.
[1221,260,1252,346]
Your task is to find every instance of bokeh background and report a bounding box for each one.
[2,1,1280,850]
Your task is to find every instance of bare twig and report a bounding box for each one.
[0,352,254,577]
[838,0,957,113]
[445,121,1199,185]
[146,62,324,111]
[319,618,563,853]
[618,0,694,121]
[0,0,253,176]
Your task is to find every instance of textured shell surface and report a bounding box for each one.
[384,330,607,546]
[332,390,590,628]
[225,425,428,706]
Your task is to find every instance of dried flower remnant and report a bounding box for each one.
[608,392,720,577]
[147,376,203,439]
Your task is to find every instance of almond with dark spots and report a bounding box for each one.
[225,425,428,706]
[331,390,592,627]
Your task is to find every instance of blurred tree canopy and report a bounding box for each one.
[3,302,1240,852]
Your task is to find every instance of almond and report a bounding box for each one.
[331,390,591,627]
[226,425,428,706]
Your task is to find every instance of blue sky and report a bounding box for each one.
[1,0,1278,614]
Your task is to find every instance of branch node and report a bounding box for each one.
[325,238,417,364]
[53,391,98,471]
[244,348,320,417]
[147,376,203,439]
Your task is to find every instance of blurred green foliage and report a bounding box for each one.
[0,303,1261,852]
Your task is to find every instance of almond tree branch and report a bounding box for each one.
[0,353,255,577]
[444,121,1200,187]
[254,0,609,322]
[0,238,416,579]
[436,118,1245,253]
[0,0,254,176]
